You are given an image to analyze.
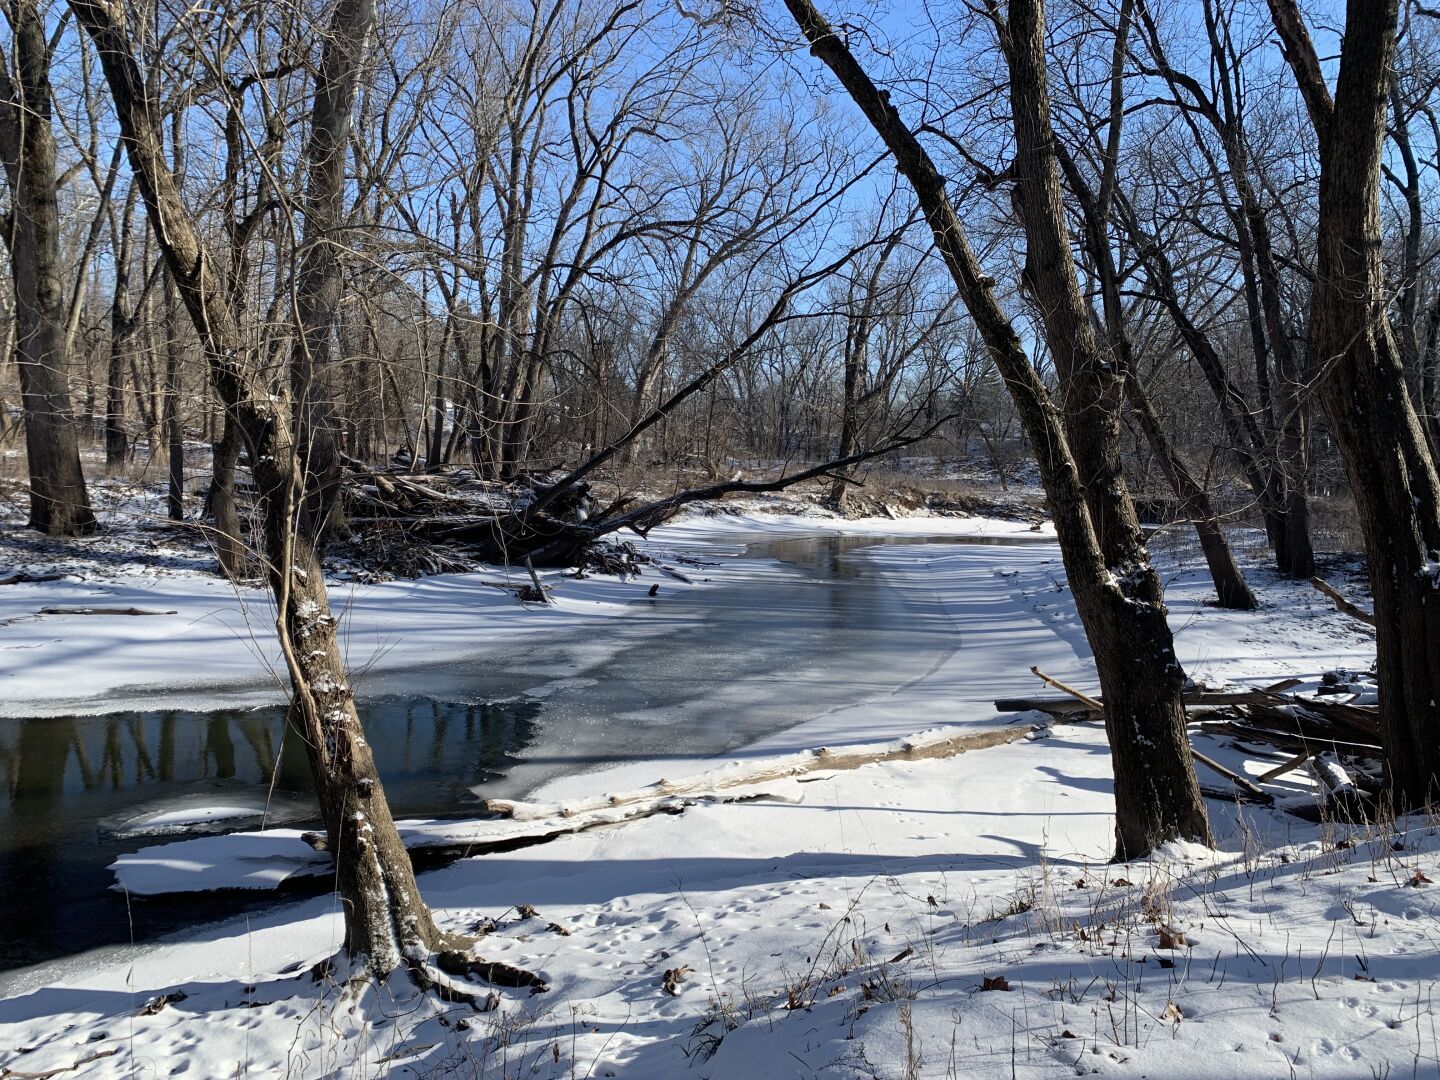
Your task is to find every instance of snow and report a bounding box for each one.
[1,510,1421,1080]
[0,549,705,717]
[115,804,274,836]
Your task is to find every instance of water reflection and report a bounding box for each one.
[0,696,539,970]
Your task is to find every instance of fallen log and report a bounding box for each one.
[1197,719,1382,756]
[1244,700,1379,743]
[0,571,66,586]
[483,723,1043,821]
[995,687,1373,717]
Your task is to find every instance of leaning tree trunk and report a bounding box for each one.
[69,0,483,983]
[257,451,463,970]
[1269,0,1440,807]
[1001,0,1208,855]
[783,0,1208,860]
[0,0,94,536]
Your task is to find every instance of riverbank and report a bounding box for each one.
[2,514,1421,1080]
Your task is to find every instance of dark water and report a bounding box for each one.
[0,697,541,970]
[0,531,1048,972]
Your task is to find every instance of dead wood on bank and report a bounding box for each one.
[999,669,1383,814]
[332,419,955,573]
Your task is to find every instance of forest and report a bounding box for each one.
[0,0,1437,1077]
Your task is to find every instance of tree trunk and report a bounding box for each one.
[1126,373,1257,610]
[783,0,1208,859]
[105,280,133,471]
[1052,49,1258,617]
[69,0,472,982]
[164,278,184,521]
[1268,0,1440,806]
[0,0,95,536]
[206,411,246,579]
[290,0,372,543]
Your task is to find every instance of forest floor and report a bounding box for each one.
[1,487,1426,1080]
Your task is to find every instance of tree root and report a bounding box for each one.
[309,933,548,1005]
[409,950,548,1005]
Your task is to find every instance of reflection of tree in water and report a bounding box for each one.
[0,697,541,969]
[1,716,77,960]
[0,696,540,826]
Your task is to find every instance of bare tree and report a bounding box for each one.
[781,0,1208,859]
[1052,0,1255,609]
[67,0,526,991]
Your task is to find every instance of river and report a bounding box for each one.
[0,532,1046,971]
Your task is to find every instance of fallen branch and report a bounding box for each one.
[1254,749,1312,782]
[1309,577,1376,626]
[521,558,550,604]
[39,606,177,616]
[1189,748,1270,801]
[1,1047,119,1079]
[0,571,66,586]
[1027,666,1103,710]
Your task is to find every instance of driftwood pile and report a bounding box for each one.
[999,666,1381,815]
[340,461,631,572]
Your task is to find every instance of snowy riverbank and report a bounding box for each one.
[3,513,1422,1080]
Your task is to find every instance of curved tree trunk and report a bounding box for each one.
[69,0,487,985]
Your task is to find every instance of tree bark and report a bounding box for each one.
[783,0,1208,859]
[105,188,140,471]
[69,0,468,982]
[1268,0,1440,806]
[290,0,373,543]
[0,0,95,536]
[205,410,245,578]
[163,276,184,521]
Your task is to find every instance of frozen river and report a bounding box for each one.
[0,532,1048,971]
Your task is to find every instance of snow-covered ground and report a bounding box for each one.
[3,508,1422,1080]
